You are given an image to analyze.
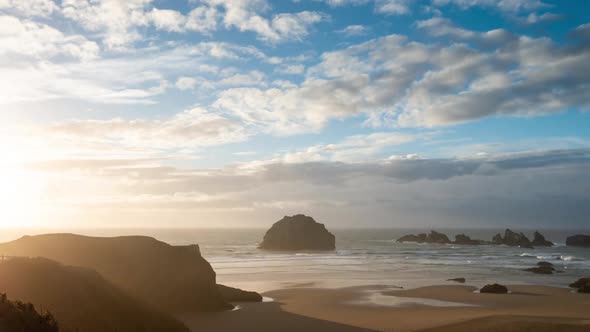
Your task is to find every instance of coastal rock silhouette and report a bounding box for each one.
[259,214,335,250]
[480,284,508,294]
[0,234,231,312]
[566,235,590,247]
[492,229,533,248]
[531,231,554,247]
[0,257,189,332]
[397,231,452,244]
[218,284,263,302]
[454,234,485,245]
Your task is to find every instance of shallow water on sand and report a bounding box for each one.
[1,228,589,292]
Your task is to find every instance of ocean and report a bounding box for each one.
[1,228,589,292]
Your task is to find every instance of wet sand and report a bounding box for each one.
[179,284,590,332]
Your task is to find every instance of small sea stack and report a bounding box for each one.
[531,231,554,247]
[259,214,336,251]
[492,229,533,248]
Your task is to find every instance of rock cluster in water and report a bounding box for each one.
[397,229,554,249]
[566,235,590,247]
[259,214,336,251]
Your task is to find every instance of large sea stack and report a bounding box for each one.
[259,214,336,251]
[0,234,230,312]
[566,235,590,247]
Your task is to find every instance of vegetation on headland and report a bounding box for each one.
[0,293,60,332]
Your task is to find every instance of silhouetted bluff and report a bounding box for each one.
[0,293,59,332]
[259,214,336,250]
[566,235,590,247]
[0,257,189,332]
[0,234,230,312]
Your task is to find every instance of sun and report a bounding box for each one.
[0,165,43,228]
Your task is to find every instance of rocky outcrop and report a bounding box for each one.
[397,233,428,243]
[0,234,231,312]
[217,284,263,302]
[0,257,190,332]
[259,215,336,251]
[447,278,466,283]
[480,284,508,294]
[397,231,451,244]
[524,261,556,274]
[569,277,590,289]
[569,277,590,293]
[0,293,59,332]
[492,229,533,248]
[537,261,554,268]
[531,231,554,247]
[454,234,485,245]
[566,235,590,247]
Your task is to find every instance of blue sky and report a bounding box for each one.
[0,0,589,228]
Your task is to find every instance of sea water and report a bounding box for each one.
[1,228,589,292]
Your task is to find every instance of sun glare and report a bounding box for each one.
[0,165,43,228]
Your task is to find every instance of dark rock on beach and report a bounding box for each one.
[259,214,336,251]
[531,231,554,247]
[569,277,590,289]
[217,284,263,302]
[579,283,590,293]
[447,278,466,283]
[566,235,590,247]
[480,284,508,294]
[492,229,534,248]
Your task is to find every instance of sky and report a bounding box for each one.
[0,0,589,229]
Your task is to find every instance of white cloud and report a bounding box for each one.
[0,0,58,17]
[185,5,220,33]
[175,77,197,90]
[149,8,187,32]
[61,0,153,50]
[204,0,326,42]
[213,22,590,133]
[275,64,305,75]
[0,15,99,61]
[312,0,548,15]
[336,24,370,36]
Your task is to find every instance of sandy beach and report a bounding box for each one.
[179,284,590,332]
